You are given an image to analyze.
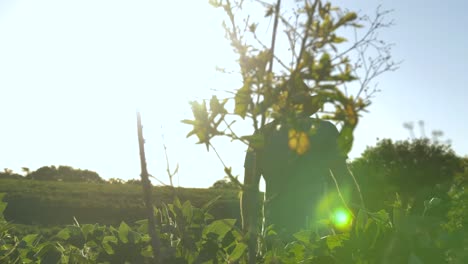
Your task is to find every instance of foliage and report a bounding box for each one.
[0,168,23,180]
[183,0,397,261]
[445,163,468,230]
[0,193,244,263]
[126,179,143,185]
[25,165,104,183]
[350,138,464,212]
[0,179,239,226]
[183,0,396,157]
[2,191,467,263]
[210,177,240,190]
[107,177,125,184]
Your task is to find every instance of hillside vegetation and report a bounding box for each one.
[0,179,240,226]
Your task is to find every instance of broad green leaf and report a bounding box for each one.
[128,230,142,244]
[34,242,61,258]
[285,242,304,261]
[326,232,349,250]
[203,219,236,240]
[293,230,314,244]
[229,242,247,262]
[55,228,71,240]
[102,236,118,255]
[22,234,39,246]
[141,245,153,258]
[135,219,148,233]
[370,210,391,227]
[118,221,130,243]
[81,224,94,240]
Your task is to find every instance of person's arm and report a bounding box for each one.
[241,150,262,263]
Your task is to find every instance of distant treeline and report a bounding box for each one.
[0,179,240,226]
[0,165,145,185]
[1,166,103,183]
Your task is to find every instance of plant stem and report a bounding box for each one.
[137,112,161,263]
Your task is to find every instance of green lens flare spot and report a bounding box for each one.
[332,208,352,230]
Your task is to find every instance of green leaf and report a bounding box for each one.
[249,23,257,33]
[326,232,349,250]
[229,242,247,262]
[118,222,130,243]
[316,53,332,79]
[34,242,61,260]
[210,95,228,115]
[203,219,236,240]
[285,242,304,261]
[370,210,391,227]
[181,119,196,126]
[265,6,274,17]
[355,209,368,235]
[174,197,182,209]
[293,230,316,244]
[141,245,153,258]
[201,195,222,212]
[336,12,357,28]
[55,228,71,240]
[208,0,222,8]
[22,234,39,246]
[81,224,94,240]
[234,84,251,118]
[102,236,118,255]
[332,36,347,44]
[182,200,193,222]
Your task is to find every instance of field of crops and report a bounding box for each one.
[0,179,240,226]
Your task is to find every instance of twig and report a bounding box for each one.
[329,169,354,217]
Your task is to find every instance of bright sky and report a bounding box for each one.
[1,0,467,188]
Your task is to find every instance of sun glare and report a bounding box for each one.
[331,208,353,231]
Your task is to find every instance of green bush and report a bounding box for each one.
[2,191,467,263]
[350,138,464,213]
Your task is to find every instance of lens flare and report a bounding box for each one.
[331,208,352,231]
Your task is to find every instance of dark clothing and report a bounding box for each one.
[244,118,347,235]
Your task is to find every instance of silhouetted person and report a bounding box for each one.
[241,117,358,241]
